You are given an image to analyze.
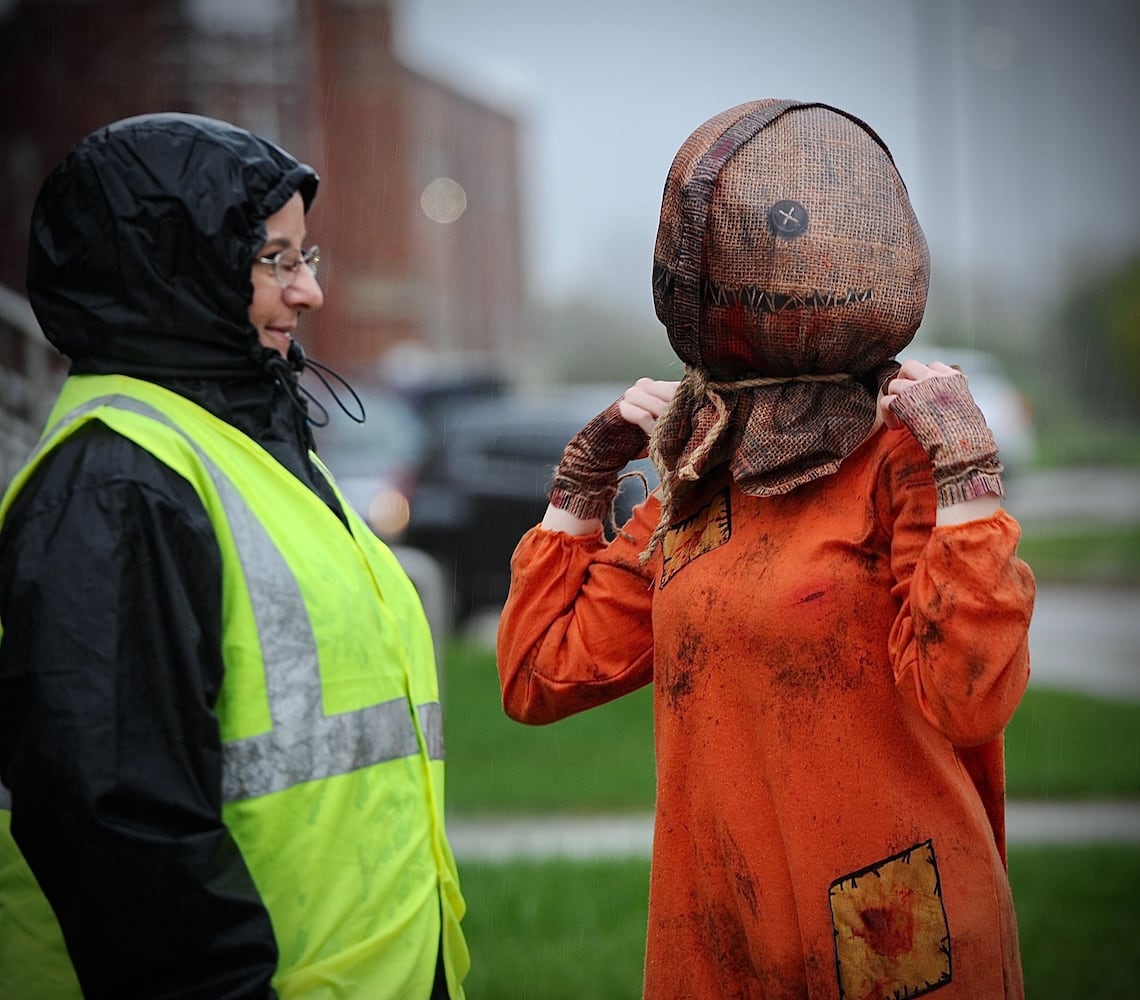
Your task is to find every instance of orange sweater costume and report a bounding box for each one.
[497,425,1034,999]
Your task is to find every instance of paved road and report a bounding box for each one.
[1005,466,1140,527]
[1027,585,1140,701]
[1005,466,1140,701]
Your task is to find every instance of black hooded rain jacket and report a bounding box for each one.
[0,114,345,999]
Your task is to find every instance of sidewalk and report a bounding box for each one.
[448,800,1140,862]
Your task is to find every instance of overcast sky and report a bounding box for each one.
[398,0,1140,331]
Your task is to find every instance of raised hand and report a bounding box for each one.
[549,378,678,521]
[882,360,1004,508]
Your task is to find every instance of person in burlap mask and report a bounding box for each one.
[497,100,1034,999]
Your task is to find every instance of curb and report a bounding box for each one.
[447,801,1140,862]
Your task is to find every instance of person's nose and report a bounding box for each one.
[285,265,324,311]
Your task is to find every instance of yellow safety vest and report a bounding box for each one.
[0,374,468,999]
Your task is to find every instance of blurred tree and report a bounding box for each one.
[1056,252,1140,422]
[528,297,680,385]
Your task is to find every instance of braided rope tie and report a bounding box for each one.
[641,368,857,561]
[677,368,855,479]
[699,370,854,391]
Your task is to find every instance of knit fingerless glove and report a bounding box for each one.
[889,373,1006,507]
[549,401,649,521]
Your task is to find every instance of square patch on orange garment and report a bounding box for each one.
[829,840,952,1000]
[659,487,731,588]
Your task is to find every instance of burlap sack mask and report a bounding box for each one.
[649,99,930,520]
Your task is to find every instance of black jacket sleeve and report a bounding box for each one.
[0,424,279,999]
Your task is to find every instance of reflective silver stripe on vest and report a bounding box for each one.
[38,394,443,803]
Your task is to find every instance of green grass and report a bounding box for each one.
[441,639,655,815]
[1032,420,1140,468]
[456,845,1140,1000]
[1016,522,1140,585]
[1011,843,1140,998]
[459,858,649,1000]
[442,642,1140,813]
[1006,687,1140,798]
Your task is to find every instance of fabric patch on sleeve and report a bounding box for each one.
[829,839,952,999]
[659,487,731,588]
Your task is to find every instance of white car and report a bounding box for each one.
[898,344,1037,477]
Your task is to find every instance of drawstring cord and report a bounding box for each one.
[289,340,366,426]
[262,340,367,428]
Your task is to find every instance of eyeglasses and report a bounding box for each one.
[255,245,320,288]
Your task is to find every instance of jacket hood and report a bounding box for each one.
[26,112,319,379]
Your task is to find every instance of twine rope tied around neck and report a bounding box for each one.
[665,367,855,481]
[642,367,855,560]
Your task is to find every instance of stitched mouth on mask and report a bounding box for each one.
[704,279,874,313]
[652,264,874,314]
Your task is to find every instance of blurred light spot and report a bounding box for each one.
[972,26,1018,71]
[368,489,411,536]
[421,177,467,223]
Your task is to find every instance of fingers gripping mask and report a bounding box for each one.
[645,101,930,550]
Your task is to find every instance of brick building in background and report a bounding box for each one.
[0,0,524,482]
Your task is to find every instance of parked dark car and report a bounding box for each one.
[308,382,432,541]
[403,383,657,621]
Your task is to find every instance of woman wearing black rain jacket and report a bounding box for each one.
[0,114,468,1000]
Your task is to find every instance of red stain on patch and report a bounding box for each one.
[855,905,914,956]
